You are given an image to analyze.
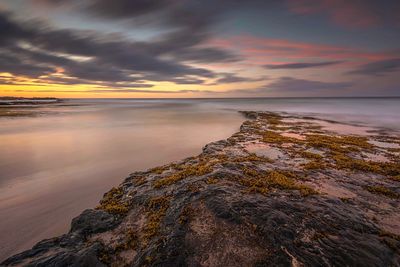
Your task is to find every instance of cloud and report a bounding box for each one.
[231,77,353,96]
[85,89,214,94]
[171,47,240,64]
[269,77,352,91]
[347,58,400,76]
[0,11,32,44]
[285,0,398,28]
[33,0,241,63]
[211,35,397,66]
[0,10,238,88]
[6,88,212,94]
[34,0,400,31]
[0,53,55,77]
[208,73,268,85]
[264,61,343,69]
[215,73,254,84]
[3,0,400,97]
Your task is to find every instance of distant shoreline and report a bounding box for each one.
[0,97,62,106]
[55,96,400,100]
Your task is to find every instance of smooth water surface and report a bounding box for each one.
[0,97,399,260]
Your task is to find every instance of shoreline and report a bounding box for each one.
[3,111,400,266]
[0,97,62,106]
[0,97,63,117]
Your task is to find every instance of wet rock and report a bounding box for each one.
[70,209,119,238]
[23,243,105,267]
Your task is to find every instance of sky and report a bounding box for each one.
[0,0,399,98]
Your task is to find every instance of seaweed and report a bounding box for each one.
[339,197,352,203]
[143,196,171,245]
[259,113,283,126]
[378,162,400,177]
[302,160,327,171]
[240,168,318,196]
[262,130,301,144]
[390,175,400,182]
[133,176,147,186]
[153,163,213,188]
[365,186,399,199]
[233,153,274,163]
[186,183,201,193]
[178,205,195,225]
[97,187,129,215]
[114,228,139,252]
[150,166,169,174]
[206,177,218,184]
[300,151,323,160]
[332,152,400,177]
[379,230,400,250]
[332,153,382,173]
[306,134,373,153]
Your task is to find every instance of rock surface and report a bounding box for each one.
[2,111,400,266]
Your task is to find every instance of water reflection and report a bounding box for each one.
[0,100,244,260]
[1,97,399,260]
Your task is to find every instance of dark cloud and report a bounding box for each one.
[209,73,268,85]
[3,0,399,96]
[232,77,353,96]
[347,58,400,76]
[0,53,55,77]
[6,88,212,94]
[286,0,400,28]
[34,0,242,63]
[264,61,343,69]
[0,11,32,44]
[268,77,352,91]
[0,80,48,86]
[171,47,240,63]
[80,89,192,94]
[43,77,154,89]
[85,89,214,94]
[40,0,400,35]
[86,0,173,20]
[0,10,238,88]
[32,0,285,66]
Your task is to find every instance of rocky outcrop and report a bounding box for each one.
[2,111,400,266]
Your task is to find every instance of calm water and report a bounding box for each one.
[0,97,399,260]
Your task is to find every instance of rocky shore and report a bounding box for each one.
[2,111,400,266]
[0,97,63,117]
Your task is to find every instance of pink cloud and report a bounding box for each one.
[286,0,380,28]
[210,35,397,66]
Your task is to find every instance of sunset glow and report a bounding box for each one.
[1,1,399,98]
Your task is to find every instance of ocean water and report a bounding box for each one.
[0,97,399,260]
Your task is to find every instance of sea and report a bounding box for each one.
[0,97,399,260]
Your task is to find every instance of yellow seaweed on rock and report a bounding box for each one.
[142,196,171,245]
[240,168,318,197]
[97,187,129,215]
[153,163,213,188]
[365,186,399,199]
